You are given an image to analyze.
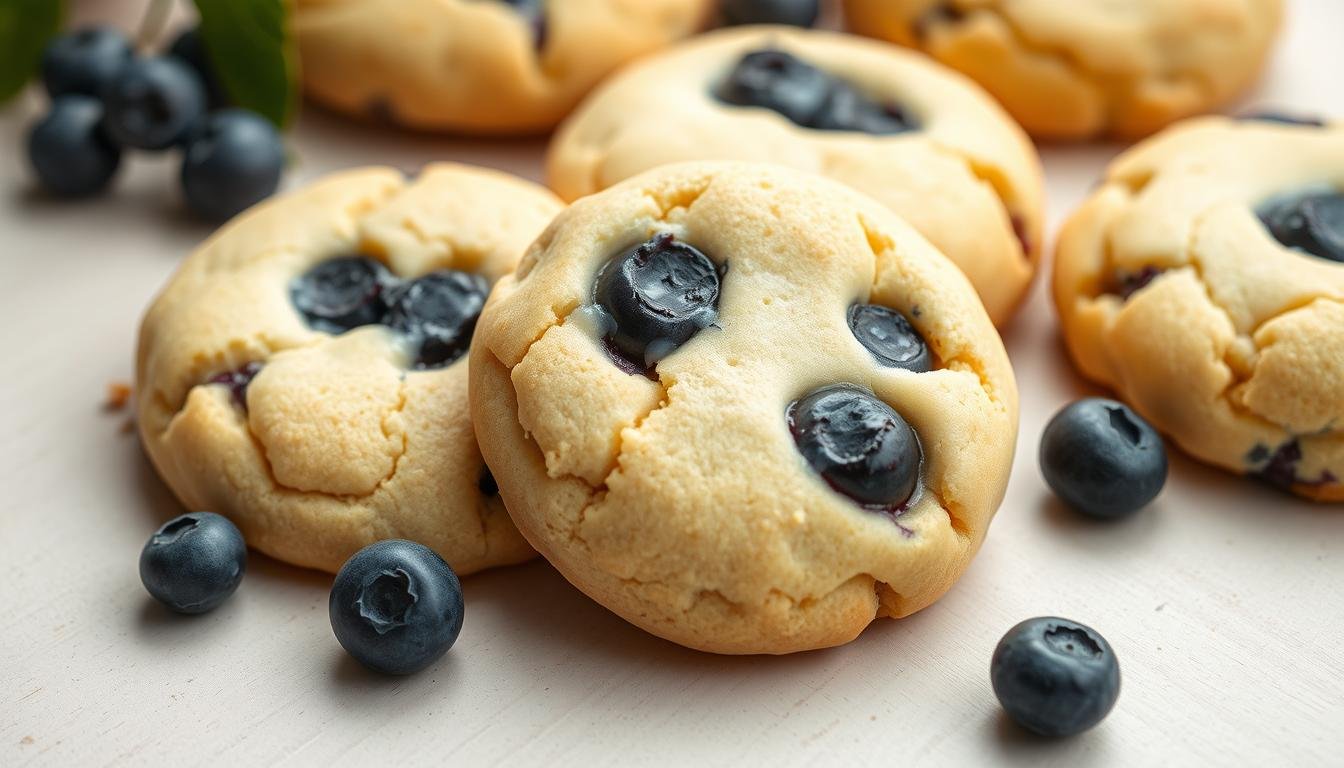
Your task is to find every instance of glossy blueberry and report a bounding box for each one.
[788,384,921,509]
[1039,398,1167,519]
[992,617,1121,737]
[721,0,820,27]
[180,109,285,221]
[848,304,931,372]
[594,233,721,369]
[101,56,207,150]
[40,26,133,98]
[208,362,264,408]
[168,27,229,108]
[27,96,121,197]
[329,540,464,675]
[139,512,247,614]
[291,256,396,333]
[1239,111,1327,128]
[385,270,490,369]
[1257,190,1344,263]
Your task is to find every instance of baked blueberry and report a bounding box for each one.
[594,233,721,369]
[991,617,1120,737]
[721,0,820,28]
[40,26,134,98]
[180,109,285,221]
[1257,190,1344,263]
[499,0,547,49]
[812,85,917,135]
[1116,266,1162,299]
[139,512,247,614]
[1039,398,1167,519]
[168,27,229,108]
[101,56,207,150]
[27,96,121,197]
[848,304,931,372]
[291,256,396,334]
[329,539,465,675]
[788,384,921,509]
[385,270,491,369]
[208,362,264,408]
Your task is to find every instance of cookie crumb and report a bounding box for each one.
[20,736,34,746]
[104,381,132,411]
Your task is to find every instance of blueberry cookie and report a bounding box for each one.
[1054,117,1344,501]
[292,0,713,134]
[844,0,1284,140]
[137,164,563,573]
[548,27,1044,326]
[470,162,1018,653]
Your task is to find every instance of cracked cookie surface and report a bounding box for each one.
[293,0,713,134]
[843,0,1284,140]
[548,26,1044,326]
[136,164,563,573]
[1053,117,1344,501]
[470,162,1018,653]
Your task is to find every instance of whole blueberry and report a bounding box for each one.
[139,512,247,614]
[991,617,1121,737]
[594,233,721,368]
[789,384,922,509]
[27,96,121,197]
[722,0,820,27]
[102,56,207,150]
[291,256,396,334]
[848,304,931,372]
[180,109,285,222]
[1039,398,1167,519]
[168,27,229,108]
[385,270,490,369]
[329,540,464,675]
[1257,191,1344,263]
[715,49,834,127]
[40,26,133,98]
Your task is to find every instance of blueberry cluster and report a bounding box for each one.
[27,26,284,221]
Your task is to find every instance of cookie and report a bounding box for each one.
[1054,117,1344,501]
[844,0,1284,140]
[470,162,1018,654]
[292,0,713,134]
[548,27,1044,326]
[136,164,563,573]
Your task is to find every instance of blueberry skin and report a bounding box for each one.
[1039,398,1167,519]
[180,109,285,222]
[722,0,820,27]
[385,270,491,369]
[291,256,397,334]
[991,617,1121,737]
[102,56,207,150]
[41,26,134,98]
[789,384,922,508]
[27,96,121,197]
[329,540,464,676]
[168,27,229,108]
[1258,191,1344,263]
[139,512,247,614]
[848,304,931,372]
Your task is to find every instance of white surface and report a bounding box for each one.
[4,2,1343,765]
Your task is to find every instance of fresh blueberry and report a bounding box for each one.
[721,0,820,27]
[208,362,264,408]
[27,96,121,197]
[180,109,285,222]
[991,617,1121,737]
[1239,111,1327,128]
[291,256,396,334]
[594,233,721,369]
[788,384,921,509]
[139,512,247,614]
[168,27,229,108]
[40,26,133,98]
[329,540,464,675]
[101,56,207,150]
[848,304,931,372]
[1257,190,1344,263]
[385,270,490,369]
[1039,398,1167,519]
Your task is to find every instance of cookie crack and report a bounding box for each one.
[922,138,1030,255]
[153,332,319,431]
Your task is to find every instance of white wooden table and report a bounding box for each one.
[4,1,1343,764]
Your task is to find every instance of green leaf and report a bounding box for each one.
[193,0,299,129]
[0,0,64,104]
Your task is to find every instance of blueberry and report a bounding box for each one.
[291,256,396,334]
[329,540,464,675]
[40,26,133,98]
[991,617,1121,737]
[168,27,229,108]
[721,0,820,27]
[208,362,264,408]
[1239,111,1327,128]
[26,96,121,197]
[812,85,918,134]
[499,0,547,48]
[139,512,247,614]
[1039,398,1167,519]
[1257,191,1344,263]
[788,384,921,509]
[385,270,491,369]
[180,109,285,222]
[1115,266,1162,299]
[594,233,721,369]
[101,56,207,150]
[848,304,931,372]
